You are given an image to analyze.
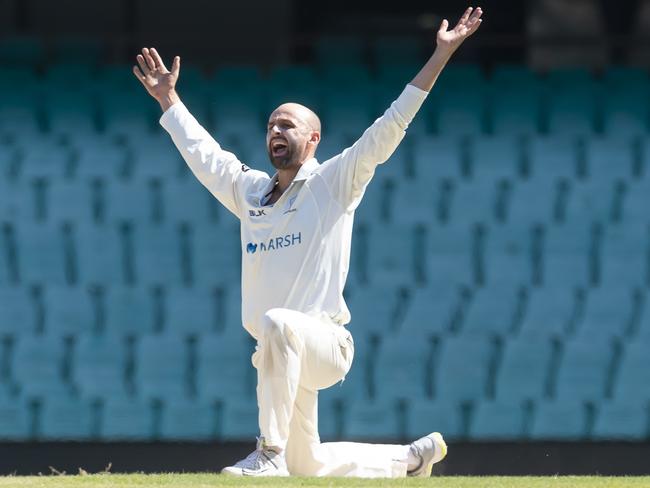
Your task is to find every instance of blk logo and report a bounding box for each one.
[249,209,266,217]
[241,164,251,172]
[246,243,258,254]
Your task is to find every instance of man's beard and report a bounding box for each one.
[269,144,302,170]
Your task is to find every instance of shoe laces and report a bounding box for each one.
[235,437,276,470]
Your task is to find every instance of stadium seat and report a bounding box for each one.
[603,93,649,137]
[161,178,221,225]
[74,223,125,286]
[43,91,98,137]
[100,92,157,137]
[132,223,185,286]
[0,396,32,440]
[165,286,219,336]
[447,180,501,225]
[489,65,542,135]
[129,134,184,179]
[343,399,402,440]
[0,287,36,338]
[494,336,554,402]
[103,285,155,337]
[554,338,615,402]
[406,398,464,440]
[47,178,96,223]
[220,398,260,440]
[411,136,463,185]
[547,90,597,136]
[389,180,440,226]
[0,37,43,67]
[600,224,649,287]
[190,222,241,287]
[321,91,374,141]
[43,286,96,336]
[481,224,534,286]
[38,398,95,440]
[373,333,433,401]
[426,222,475,287]
[434,335,495,402]
[398,284,462,336]
[210,92,265,141]
[528,137,578,183]
[529,401,587,440]
[134,333,191,400]
[585,137,635,180]
[564,180,622,224]
[460,285,524,337]
[469,399,527,440]
[347,285,404,337]
[160,398,218,440]
[71,136,129,180]
[573,287,639,340]
[104,179,154,224]
[612,341,650,403]
[518,286,577,338]
[505,179,564,226]
[100,397,154,440]
[432,89,486,136]
[20,140,72,179]
[196,332,256,402]
[469,135,523,182]
[14,222,69,286]
[12,334,73,399]
[73,333,128,399]
[354,176,390,227]
[621,180,650,223]
[541,223,594,287]
[363,223,420,286]
[591,401,649,441]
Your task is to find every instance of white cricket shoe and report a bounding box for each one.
[221,437,290,477]
[406,432,448,477]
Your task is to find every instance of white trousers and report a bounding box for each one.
[252,308,410,477]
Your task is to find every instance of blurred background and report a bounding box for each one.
[1,0,650,476]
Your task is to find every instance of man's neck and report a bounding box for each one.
[276,166,300,194]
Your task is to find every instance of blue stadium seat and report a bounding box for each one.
[165,286,219,335]
[0,105,40,139]
[73,333,128,399]
[529,401,587,440]
[134,333,190,400]
[603,92,649,137]
[426,222,475,287]
[506,179,562,226]
[74,223,125,286]
[518,286,576,338]
[411,136,463,185]
[0,397,32,440]
[460,285,523,337]
[447,180,500,225]
[20,140,71,179]
[15,222,68,286]
[612,341,650,403]
[220,398,259,440]
[564,180,621,223]
[494,336,554,402]
[0,37,43,67]
[363,223,419,286]
[191,222,241,287]
[220,286,243,334]
[103,285,155,337]
[554,338,614,402]
[600,225,648,287]
[44,92,97,137]
[434,336,494,402]
[321,91,374,141]
[469,136,522,183]
[347,285,403,337]
[343,399,402,440]
[389,180,440,226]
[71,136,128,179]
[43,286,95,336]
[101,92,157,137]
[196,332,255,402]
[100,397,154,440]
[0,287,36,338]
[573,287,638,340]
[432,90,485,136]
[406,398,464,440]
[160,399,217,440]
[541,223,593,287]
[482,224,534,286]
[469,399,527,440]
[621,180,650,223]
[210,93,265,141]
[104,179,154,223]
[315,133,349,163]
[398,285,461,337]
[38,398,94,440]
[162,178,221,225]
[528,137,578,183]
[130,134,183,179]
[585,137,635,180]
[547,90,597,136]
[373,333,432,401]
[12,334,72,399]
[354,176,389,227]
[132,223,184,286]
[489,65,542,135]
[591,401,648,441]
[47,179,95,223]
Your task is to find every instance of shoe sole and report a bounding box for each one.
[423,432,448,477]
[221,466,290,477]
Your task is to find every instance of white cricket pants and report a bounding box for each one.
[251,308,410,477]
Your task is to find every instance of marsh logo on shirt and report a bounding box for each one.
[245,232,302,254]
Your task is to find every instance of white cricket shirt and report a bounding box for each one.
[160,84,428,339]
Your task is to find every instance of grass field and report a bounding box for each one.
[0,475,649,488]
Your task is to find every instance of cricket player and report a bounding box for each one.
[133,6,482,477]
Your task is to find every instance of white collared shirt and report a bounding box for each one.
[160,84,428,339]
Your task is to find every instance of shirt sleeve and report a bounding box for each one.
[160,102,269,218]
[316,84,428,211]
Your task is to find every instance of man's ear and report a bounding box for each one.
[310,131,321,144]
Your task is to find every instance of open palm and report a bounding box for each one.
[133,47,180,100]
[437,7,483,51]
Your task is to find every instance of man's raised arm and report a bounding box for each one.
[317,7,483,211]
[133,47,266,218]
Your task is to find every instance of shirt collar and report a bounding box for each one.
[259,158,319,206]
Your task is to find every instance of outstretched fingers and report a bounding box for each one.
[132,65,147,86]
[150,48,168,72]
[171,55,181,77]
[136,54,149,75]
[458,6,473,26]
[142,47,156,71]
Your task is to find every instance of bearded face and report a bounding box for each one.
[266,108,318,170]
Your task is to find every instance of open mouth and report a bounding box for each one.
[271,139,288,158]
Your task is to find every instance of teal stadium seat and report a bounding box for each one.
[0,397,32,440]
[545,68,599,136]
[343,285,403,338]
[353,175,389,227]
[469,399,527,440]
[554,338,614,402]
[71,136,129,179]
[132,223,185,286]
[219,286,243,334]
[506,179,562,226]
[447,180,501,225]
[434,335,494,403]
[411,136,463,186]
[134,333,191,400]
[210,92,265,141]
[564,180,623,224]
[103,285,155,336]
[541,223,593,287]
[591,401,649,440]
[600,224,649,287]
[73,333,128,399]
[43,286,95,336]
[406,399,464,440]
[101,91,157,137]
[529,401,587,440]
[469,135,523,183]
[20,140,72,179]
[343,399,402,440]
[0,287,36,338]
[585,137,635,180]
[460,285,523,337]
[621,180,650,223]
[220,398,259,440]
[321,90,374,140]
[612,341,650,403]
[100,397,154,440]
[398,285,462,337]
[602,67,649,136]
[489,65,542,135]
[481,224,534,286]
[38,398,94,440]
[360,223,420,286]
[15,222,68,286]
[44,91,98,137]
[390,180,441,226]
[426,222,475,288]
[130,133,184,179]
[47,179,95,223]
[528,136,578,183]
[162,178,222,225]
[573,287,638,340]
[517,286,577,338]
[494,336,554,402]
[266,65,321,116]
[104,179,154,223]
[432,89,485,136]
[190,222,241,287]
[0,37,43,66]
[165,286,219,336]
[74,223,125,286]
[160,399,217,440]
[373,333,432,401]
[315,133,348,163]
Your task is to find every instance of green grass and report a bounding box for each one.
[0,475,649,488]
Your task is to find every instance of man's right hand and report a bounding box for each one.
[133,47,181,112]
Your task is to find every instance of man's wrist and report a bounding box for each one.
[158,90,181,112]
